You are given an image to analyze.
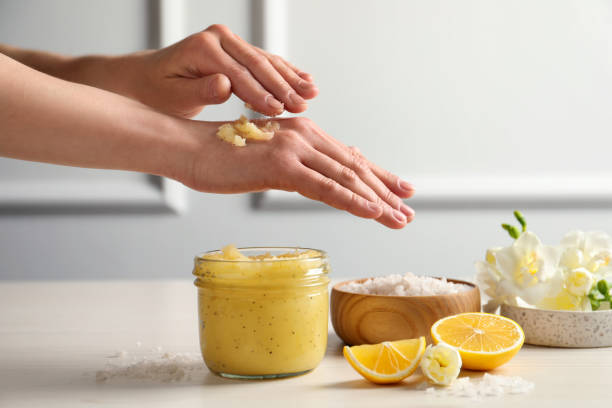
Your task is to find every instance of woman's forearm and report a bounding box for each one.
[0,43,146,102]
[0,43,72,79]
[0,52,202,180]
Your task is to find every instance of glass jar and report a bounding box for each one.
[193,247,330,379]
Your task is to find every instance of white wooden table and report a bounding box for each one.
[1,280,610,407]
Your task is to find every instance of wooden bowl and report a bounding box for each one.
[331,278,481,345]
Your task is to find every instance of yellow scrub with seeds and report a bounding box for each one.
[193,246,330,379]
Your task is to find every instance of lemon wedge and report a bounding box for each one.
[343,337,426,384]
[431,312,524,371]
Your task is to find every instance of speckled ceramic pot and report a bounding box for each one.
[500,304,612,348]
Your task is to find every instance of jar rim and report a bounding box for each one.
[194,247,327,264]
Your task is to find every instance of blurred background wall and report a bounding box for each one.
[1,0,612,280]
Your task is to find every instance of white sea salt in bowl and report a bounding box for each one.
[500,304,612,348]
[331,274,481,345]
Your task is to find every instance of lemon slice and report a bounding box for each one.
[431,312,524,371]
[343,337,426,384]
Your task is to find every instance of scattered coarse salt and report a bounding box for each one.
[107,350,129,359]
[421,373,534,399]
[342,273,470,296]
[96,347,206,383]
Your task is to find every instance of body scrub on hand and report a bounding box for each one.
[193,245,330,379]
[216,115,279,146]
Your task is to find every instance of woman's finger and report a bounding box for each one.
[254,46,315,83]
[220,36,308,113]
[306,129,414,219]
[345,148,415,225]
[301,149,381,209]
[299,148,410,228]
[264,53,319,100]
[292,165,382,219]
[368,159,415,199]
[280,56,314,82]
[215,51,285,116]
[375,200,411,229]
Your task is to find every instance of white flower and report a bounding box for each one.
[564,267,594,297]
[560,231,612,276]
[476,232,561,310]
[476,227,612,311]
[420,344,461,386]
[475,248,504,312]
[542,230,612,310]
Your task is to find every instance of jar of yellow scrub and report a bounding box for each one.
[193,245,330,379]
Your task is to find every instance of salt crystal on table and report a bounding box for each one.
[107,350,128,358]
[95,342,205,383]
[425,374,534,399]
[96,349,205,383]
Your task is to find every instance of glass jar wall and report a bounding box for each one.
[193,247,330,379]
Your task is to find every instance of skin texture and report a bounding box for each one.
[0,25,415,229]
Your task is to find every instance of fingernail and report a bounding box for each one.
[288,91,306,106]
[398,179,414,192]
[392,209,407,223]
[299,72,314,81]
[400,203,415,217]
[298,79,315,90]
[265,94,284,111]
[367,201,381,213]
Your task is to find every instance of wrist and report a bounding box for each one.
[61,54,114,91]
[153,116,219,189]
[63,51,153,100]
[103,50,155,101]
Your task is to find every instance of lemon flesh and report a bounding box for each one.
[343,337,426,384]
[431,312,524,371]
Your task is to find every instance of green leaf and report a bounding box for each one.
[597,280,610,297]
[502,223,520,239]
[590,297,601,310]
[513,210,527,232]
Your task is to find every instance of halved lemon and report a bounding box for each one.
[431,312,524,371]
[343,337,426,384]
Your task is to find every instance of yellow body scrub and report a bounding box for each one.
[193,245,330,379]
[216,116,279,146]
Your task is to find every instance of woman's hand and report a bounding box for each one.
[0,49,412,229]
[183,117,415,229]
[134,24,318,118]
[1,25,317,119]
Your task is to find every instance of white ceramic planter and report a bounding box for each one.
[500,304,612,348]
